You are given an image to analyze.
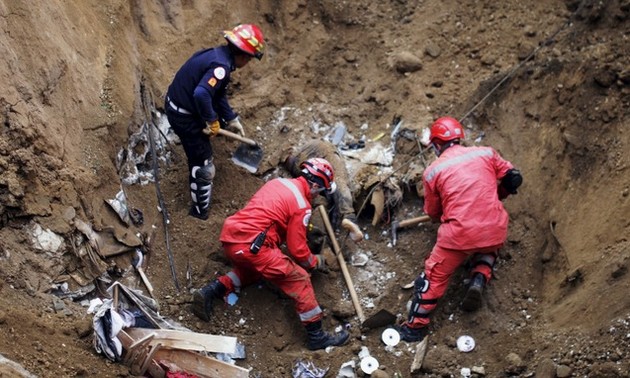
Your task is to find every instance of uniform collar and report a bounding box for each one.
[219,45,236,71]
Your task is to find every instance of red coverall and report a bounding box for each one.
[217,176,322,324]
[408,144,514,329]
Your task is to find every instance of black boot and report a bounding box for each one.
[189,205,209,220]
[396,323,427,342]
[461,273,486,312]
[191,280,226,321]
[305,320,349,351]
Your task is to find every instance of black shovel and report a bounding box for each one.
[217,129,264,173]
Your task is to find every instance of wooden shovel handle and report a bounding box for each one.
[217,129,258,146]
[398,215,431,228]
[318,205,366,322]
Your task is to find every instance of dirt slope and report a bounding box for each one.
[1,0,629,377]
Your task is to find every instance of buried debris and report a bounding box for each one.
[410,337,429,374]
[292,359,329,378]
[91,282,247,378]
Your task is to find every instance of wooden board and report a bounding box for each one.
[119,329,248,378]
[126,328,237,355]
[153,348,249,378]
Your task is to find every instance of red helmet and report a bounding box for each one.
[300,158,337,194]
[224,24,265,60]
[430,116,465,143]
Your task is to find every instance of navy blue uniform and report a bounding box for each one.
[165,45,238,168]
[165,44,243,220]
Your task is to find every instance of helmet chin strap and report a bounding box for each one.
[432,140,458,156]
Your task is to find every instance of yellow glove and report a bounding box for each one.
[203,120,221,136]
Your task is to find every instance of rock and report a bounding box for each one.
[480,55,496,66]
[471,365,486,375]
[593,68,617,88]
[371,369,390,378]
[424,43,441,58]
[74,318,93,338]
[535,358,556,378]
[343,52,358,63]
[588,361,629,377]
[52,297,65,312]
[523,25,537,37]
[505,352,526,374]
[332,301,355,318]
[517,43,535,60]
[389,51,423,73]
[556,364,572,377]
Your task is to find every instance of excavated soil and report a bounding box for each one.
[1,0,629,377]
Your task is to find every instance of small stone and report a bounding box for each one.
[371,369,390,378]
[535,359,556,378]
[471,366,486,375]
[52,297,65,312]
[425,43,441,58]
[389,51,423,73]
[556,364,572,378]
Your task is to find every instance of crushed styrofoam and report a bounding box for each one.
[30,223,64,253]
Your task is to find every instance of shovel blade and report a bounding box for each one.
[231,143,263,173]
[361,309,397,329]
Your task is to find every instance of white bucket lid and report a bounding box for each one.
[456,335,475,352]
[381,328,401,346]
[360,356,379,374]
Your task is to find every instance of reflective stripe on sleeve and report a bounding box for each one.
[278,178,307,209]
[425,148,494,183]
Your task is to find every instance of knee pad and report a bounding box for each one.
[191,160,215,183]
[407,273,436,322]
[190,161,215,209]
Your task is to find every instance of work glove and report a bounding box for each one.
[227,117,245,137]
[203,120,221,137]
[342,216,364,242]
[313,254,328,273]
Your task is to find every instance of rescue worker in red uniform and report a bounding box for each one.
[283,139,363,242]
[191,158,350,350]
[164,24,265,220]
[398,116,523,342]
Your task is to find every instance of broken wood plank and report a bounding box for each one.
[128,332,156,351]
[138,343,162,376]
[153,348,249,378]
[119,329,246,378]
[410,337,429,373]
[126,328,237,355]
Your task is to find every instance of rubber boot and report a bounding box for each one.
[396,323,427,342]
[191,279,226,321]
[461,273,486,312]
[305,320,349,351]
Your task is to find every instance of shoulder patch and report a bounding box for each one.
[208,77,217,87]
[302,210,312,227]
[213,67,226,80]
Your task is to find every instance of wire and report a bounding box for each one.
[458,8,578,123]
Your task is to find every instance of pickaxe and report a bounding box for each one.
[391,215,431,246]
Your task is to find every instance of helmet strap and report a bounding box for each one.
[433,140,459,156]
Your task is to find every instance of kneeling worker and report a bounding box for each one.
[192,158,350,350]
